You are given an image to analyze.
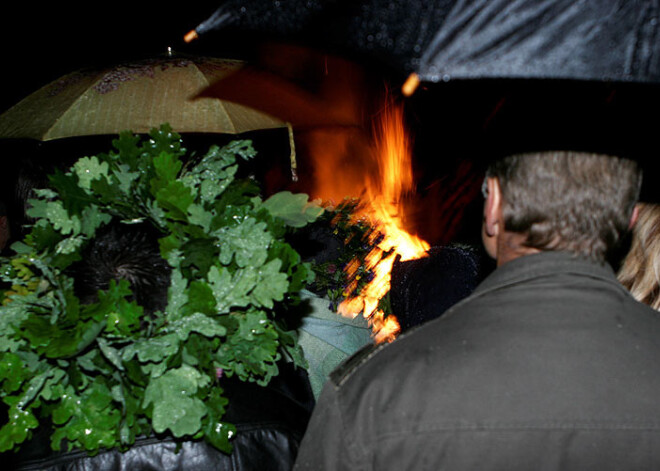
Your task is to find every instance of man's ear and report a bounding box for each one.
[629,204,640,230]
[484,177,502,237]
[481,177,502,261]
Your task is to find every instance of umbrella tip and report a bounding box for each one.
[184,29,199,43]
[402,73,420,97]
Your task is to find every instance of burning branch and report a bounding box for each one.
[335,98,430,343]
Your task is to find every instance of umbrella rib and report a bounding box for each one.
[190,63,238,134]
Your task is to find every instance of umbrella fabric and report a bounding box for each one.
[186,0,446,74]
[416,0,660,83]
[188,0,660,84]
[191,0,331,38]
[0,56,287,141]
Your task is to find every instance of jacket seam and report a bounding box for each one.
[373,422,660,438]
[334,384,369,469]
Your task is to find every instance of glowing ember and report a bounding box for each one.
[337,99,430,343]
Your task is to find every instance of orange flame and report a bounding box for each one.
[365,100,430,261]
[336,100,430,343]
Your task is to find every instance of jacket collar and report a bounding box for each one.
[473,251,621,297]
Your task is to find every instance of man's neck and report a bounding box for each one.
[496,231,540,267]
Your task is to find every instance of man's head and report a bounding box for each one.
[72,223,171,314]
[481,151,642,266]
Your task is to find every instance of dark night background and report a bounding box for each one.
[1,6,220,114]
[2,4,660,247]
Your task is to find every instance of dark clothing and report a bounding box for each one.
[295,252,660,470]
[8,364,313,471]
[390,245,483,331]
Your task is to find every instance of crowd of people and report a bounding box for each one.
[3,148,660,470]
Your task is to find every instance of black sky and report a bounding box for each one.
[1,5,222,113]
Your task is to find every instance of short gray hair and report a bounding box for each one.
[486,151,642,263]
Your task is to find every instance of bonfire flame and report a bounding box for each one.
[337,100,430,343]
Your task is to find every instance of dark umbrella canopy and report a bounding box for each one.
[416,0,660,83]
[184,0,660,207]
[186,0,447,76]
[186,0,660,84]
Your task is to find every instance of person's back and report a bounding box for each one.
[294,151,660,470]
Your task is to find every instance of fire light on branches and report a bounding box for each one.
[336,99,429,343]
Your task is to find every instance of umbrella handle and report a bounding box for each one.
[287,123,298,182]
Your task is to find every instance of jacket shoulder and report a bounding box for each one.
[329,340,388,387]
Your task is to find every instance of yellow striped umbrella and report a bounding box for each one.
[0,55,288,140]
[0,54,298,177]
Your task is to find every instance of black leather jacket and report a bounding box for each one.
[6,364,314,471]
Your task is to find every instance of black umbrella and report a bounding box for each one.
[185,0,660,92]
[183,0,660,204]
[414,0,660,84]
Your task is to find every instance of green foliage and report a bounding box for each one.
[0,125,323,455]
[306,199,392,314]
[262,191,324,228]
